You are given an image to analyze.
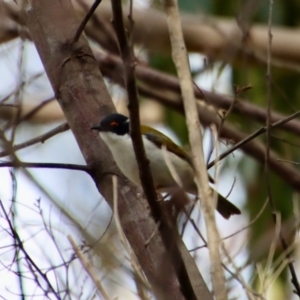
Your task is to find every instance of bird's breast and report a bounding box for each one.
[100,132,195,191]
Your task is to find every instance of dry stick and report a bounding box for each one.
[68,235,111,300]
[265,1,300,297]
[189,199,269,253]
[0,122,70,157]
[110,1,207,299]
[161,0,226,299]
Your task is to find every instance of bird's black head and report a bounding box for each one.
[91,113,129,136]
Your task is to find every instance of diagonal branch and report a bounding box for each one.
[161,0,226,299]
[110,1,211,299]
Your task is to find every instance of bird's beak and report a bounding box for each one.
[90,125,102,131]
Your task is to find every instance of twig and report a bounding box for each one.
[0,200,60,299]
[276,159,300,165]
[111,1,210,299]
[145,221,161,247]
[0,122,70,158]
[217,85,249,137]
[10,169,25,300]
[72,0,102,44]
[207,110,300,169]
[189,198,269,252]
[0,161,91,174]
[68,235,111,300]
[161,0,226,299]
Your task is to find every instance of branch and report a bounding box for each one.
[0,161,91,173]
[72,0,102,44]
[111,1,210,299]
[207,110,300,169]
[161,0,226,299]
[0,122,69,157]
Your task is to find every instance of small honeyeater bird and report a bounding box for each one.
[91,113,240,219]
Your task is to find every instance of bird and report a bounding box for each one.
[91,113,241,219]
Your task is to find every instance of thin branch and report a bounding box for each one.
[161,0,226,299]
[0,122,70,158]
[10,170,25,300]
[111,1,211,299]
[0,161,91,174]
[207,110,300,169]
[72,0,102,44]
[110,0,158,227]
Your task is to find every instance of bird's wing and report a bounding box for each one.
[141,125,215,184]
[141,125,194,167]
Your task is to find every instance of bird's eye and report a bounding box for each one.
[110,122,118,126]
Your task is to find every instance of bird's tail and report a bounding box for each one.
[216,193,241,219]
